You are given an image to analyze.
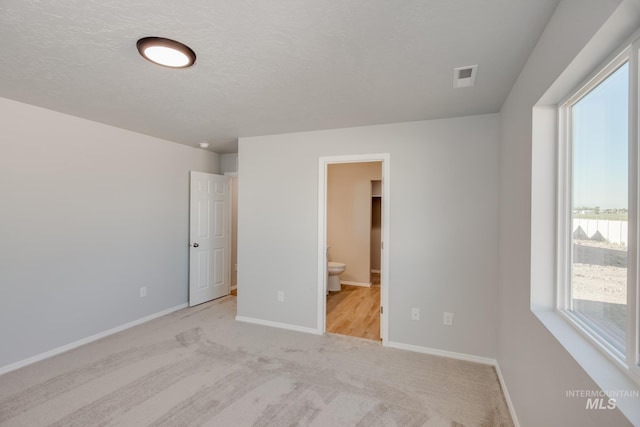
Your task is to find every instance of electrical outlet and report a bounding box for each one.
[443,312,454,326]
[411,307,420,321]
[277,291,285,302]
[140,286,147,298]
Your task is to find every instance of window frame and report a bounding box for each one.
[557,41,640,384]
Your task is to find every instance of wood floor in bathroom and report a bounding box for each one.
[232,277,380,341]
[326,274,380,341]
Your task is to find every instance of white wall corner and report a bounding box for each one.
[235,316,322,336]
[220,153,239,174]
[386,340,518,425]
[384,340,496,365]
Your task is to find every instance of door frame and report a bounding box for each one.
[224,171,238,292]
[317,153,390,342]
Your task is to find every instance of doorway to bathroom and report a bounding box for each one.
[317,154,390,343]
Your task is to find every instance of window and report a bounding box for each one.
[559,45,639,379]
[569,61,629,354]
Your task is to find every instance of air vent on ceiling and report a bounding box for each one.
[453,65,478,88]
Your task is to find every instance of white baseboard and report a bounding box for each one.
[235,315,322,336]
[370,269,381,273]
[384,340,496,365]
[0,303,188,376]
[495,363,520,427]
[385,340,518,425]
[341,280,371,288]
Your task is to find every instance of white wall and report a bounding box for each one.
[327,162,382,284]
[498,0,637,425]
[0,97,219,369]
[220,153,238,174]
[238,114,499,358]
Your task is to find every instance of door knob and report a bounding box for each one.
[192,243,199,248]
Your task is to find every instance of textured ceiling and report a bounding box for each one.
[0,0,559,153]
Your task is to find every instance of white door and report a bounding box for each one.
[189,172,230,306]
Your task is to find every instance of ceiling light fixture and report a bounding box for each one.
[199,142,210,148]
[136,37,196,68]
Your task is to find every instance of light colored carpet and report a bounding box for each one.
[0,296,513,426]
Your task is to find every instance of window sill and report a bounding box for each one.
[533,309,640,424]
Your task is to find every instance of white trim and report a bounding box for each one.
[557,37,640,383]
[318,153,387,164]
[235,316,322,335]
[381,339,520,425]
[317,153,391,343]
[370,269,380,273]
[559,309,628,367]
[628,37,640,381]
[225,176,232,296]
[340,280,371,287]
[495,363,521,427]
[557,100,571,311]
[380,156,391,343]
[317,159,328,334]
[0,303,188,376]
[384,340,496,366]
[224,172,239,292]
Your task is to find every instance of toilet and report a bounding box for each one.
[327,261,346,292]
